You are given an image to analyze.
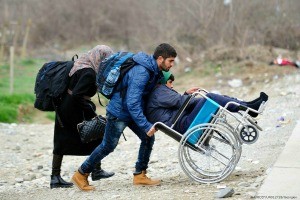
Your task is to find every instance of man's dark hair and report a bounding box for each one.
[153,43,177,59]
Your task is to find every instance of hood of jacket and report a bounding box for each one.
[133,52,159,76]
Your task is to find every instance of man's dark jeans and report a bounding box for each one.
[80,112,155,174]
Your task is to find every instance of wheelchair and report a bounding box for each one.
[153,89,267,184]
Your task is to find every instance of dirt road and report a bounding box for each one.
[1,70,300,200]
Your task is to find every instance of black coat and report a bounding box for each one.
[53,68,102,155]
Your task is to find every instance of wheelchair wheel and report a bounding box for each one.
[239,125,259,144]
[178,123,241,183]
[215,121,243,164]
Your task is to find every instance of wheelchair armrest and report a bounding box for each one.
[170,89,209,128]
[171,95,194,128]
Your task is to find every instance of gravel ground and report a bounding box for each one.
[1,72,300,200]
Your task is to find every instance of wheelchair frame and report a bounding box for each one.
[154,89,267,183]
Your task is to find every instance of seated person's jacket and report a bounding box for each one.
[146,84,198,127]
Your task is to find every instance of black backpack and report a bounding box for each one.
[34,56,77,112]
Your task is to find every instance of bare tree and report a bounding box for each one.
[0,0,300,61]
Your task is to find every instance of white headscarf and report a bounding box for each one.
[69,45,113,76]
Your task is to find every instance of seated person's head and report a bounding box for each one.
[161,71,175,89]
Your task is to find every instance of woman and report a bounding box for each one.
[51,45,114,189]
[146,71,268,135]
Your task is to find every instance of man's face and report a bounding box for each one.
[157,56,175,72]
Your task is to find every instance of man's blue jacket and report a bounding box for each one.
[106,52,162,133]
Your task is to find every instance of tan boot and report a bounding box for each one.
[71,171,95,191]
[133,170,161,186]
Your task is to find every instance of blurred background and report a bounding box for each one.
[0,0,300,123]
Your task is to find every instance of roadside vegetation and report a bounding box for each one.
[0,59,45,123]
[0,1,299,123]
[0,44,298,124]
[0,93,34,123]
[0,57,107,123]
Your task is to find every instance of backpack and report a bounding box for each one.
[34,56,77,112]
[96,51,136,99]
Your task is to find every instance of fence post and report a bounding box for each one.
[0,26,7,63]
[10,46,14,94]
[21,19,31,59]
[12,21,20,53]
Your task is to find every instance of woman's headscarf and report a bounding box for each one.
[69,45,113,76]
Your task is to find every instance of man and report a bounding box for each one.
[71,43,177,191]
[146,71,268,135]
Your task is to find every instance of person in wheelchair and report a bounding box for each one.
[146,71,268,135]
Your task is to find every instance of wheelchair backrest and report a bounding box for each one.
[187,98,220,145]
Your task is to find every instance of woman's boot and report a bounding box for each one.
[50,154,73,189]
[91,162,115,181]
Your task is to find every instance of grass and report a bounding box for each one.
[0,57,110,123]
[46,112,56,121]
[0,58,45,94]
[0,93,35,123]
[0,58,46,123]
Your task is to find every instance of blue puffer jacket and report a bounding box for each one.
[106,52,162,133]
[145,85,198,127]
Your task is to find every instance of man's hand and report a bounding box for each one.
[147,126,157,137]
[185,87,200,94]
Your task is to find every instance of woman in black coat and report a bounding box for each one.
[51,45,115,189]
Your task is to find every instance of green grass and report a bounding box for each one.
[0,57,108,123]
[0,58,45,94]
[0,58,46,123]
[0,93,35,123]
[201,62,222,76]
[46,112,55,121]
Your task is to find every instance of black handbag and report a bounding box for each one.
[77,115,106,143]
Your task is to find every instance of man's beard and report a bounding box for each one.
[161,60,169,72]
